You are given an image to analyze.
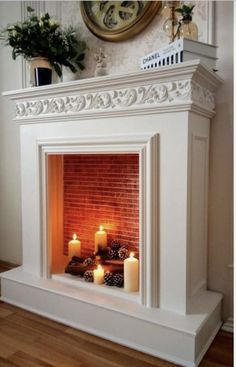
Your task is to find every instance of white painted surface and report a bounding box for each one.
[0,0,233,325]
[4,61,221,316]
[1,62,223,365]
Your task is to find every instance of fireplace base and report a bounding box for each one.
[1,267,222,367]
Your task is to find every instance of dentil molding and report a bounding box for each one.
[3,60,222,123]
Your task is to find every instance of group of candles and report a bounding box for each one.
[68,225,139,292]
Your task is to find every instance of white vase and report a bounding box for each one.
[27,57,52,87]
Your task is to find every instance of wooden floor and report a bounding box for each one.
[0,263,233,367]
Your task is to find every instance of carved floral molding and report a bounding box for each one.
[15,80,215,120]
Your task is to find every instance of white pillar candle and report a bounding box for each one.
[124,252,139,292]
[68,233,81,258]
[93,265,104,285]
[95,225,107,252]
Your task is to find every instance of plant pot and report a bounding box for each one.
[27,57,52,87]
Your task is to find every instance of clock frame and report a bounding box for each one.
[80,1,162,42]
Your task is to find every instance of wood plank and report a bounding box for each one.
[0,261,19,272]
[0,302,232,367]
[66,327,174,366]
[200,331,233,367]
[0,356,19,367]
[9,351,55,367]
[0,326,82,367]
[0,307,14,318]
[0,337,19,359]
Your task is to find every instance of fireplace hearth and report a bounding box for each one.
[1,61,222,367]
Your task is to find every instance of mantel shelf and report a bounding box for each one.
[2,60,222,124]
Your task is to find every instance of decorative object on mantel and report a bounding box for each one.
[94,48,108,77]
[162,2,198,42]
[162,1,181,43]
[175,4,198,40]
[80,1,161,42]
[1,6,86,87]
[140,38,217,71]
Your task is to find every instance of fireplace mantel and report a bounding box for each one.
[1,61,223,367]
[4,60,221,123]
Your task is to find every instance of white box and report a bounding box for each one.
[140,38,218,71]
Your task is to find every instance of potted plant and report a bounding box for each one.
[1,6,86,86]
[175,4,198,41]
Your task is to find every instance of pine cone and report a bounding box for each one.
[113,273,124,288]
[110,240,121,251]
[118,246,129,260]
[83,257,95,266]
[104,271,114,286]
[83,270,94,282]
[108,248,119,260]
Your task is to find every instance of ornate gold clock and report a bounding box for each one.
[80,1,162,42]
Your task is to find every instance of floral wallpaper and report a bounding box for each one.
[57,1,211,81]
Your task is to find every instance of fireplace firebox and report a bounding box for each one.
[48,152,140,295]
[1,61,223,367]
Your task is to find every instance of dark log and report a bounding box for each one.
[65,262,123,276]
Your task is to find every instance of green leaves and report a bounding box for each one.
[27,6,34,13]
[175,4,195,15]
[1,8,86,77]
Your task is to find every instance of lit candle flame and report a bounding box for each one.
[99,225,104,231]
[97,264,102,270]
[130,252,135,258]
[73,233,77,240]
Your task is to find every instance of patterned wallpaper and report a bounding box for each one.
[56,1,212,81]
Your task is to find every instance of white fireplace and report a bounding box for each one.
[1,60,222,367]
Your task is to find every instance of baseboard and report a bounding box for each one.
[221,317,233,333]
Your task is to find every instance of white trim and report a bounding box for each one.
[221,318,233,333]
[38,133,159,307]
[3,60,222,100]
[206,2,216,45]
[188,134,209,298]
[2,61,222,123]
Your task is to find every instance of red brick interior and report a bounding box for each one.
[64,154,139,258]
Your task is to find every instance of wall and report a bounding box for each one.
[208,1,234,321]
[0,2,22,264]
[63,154,139,258]
[60,1,211,80]
[0,1,233,321]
